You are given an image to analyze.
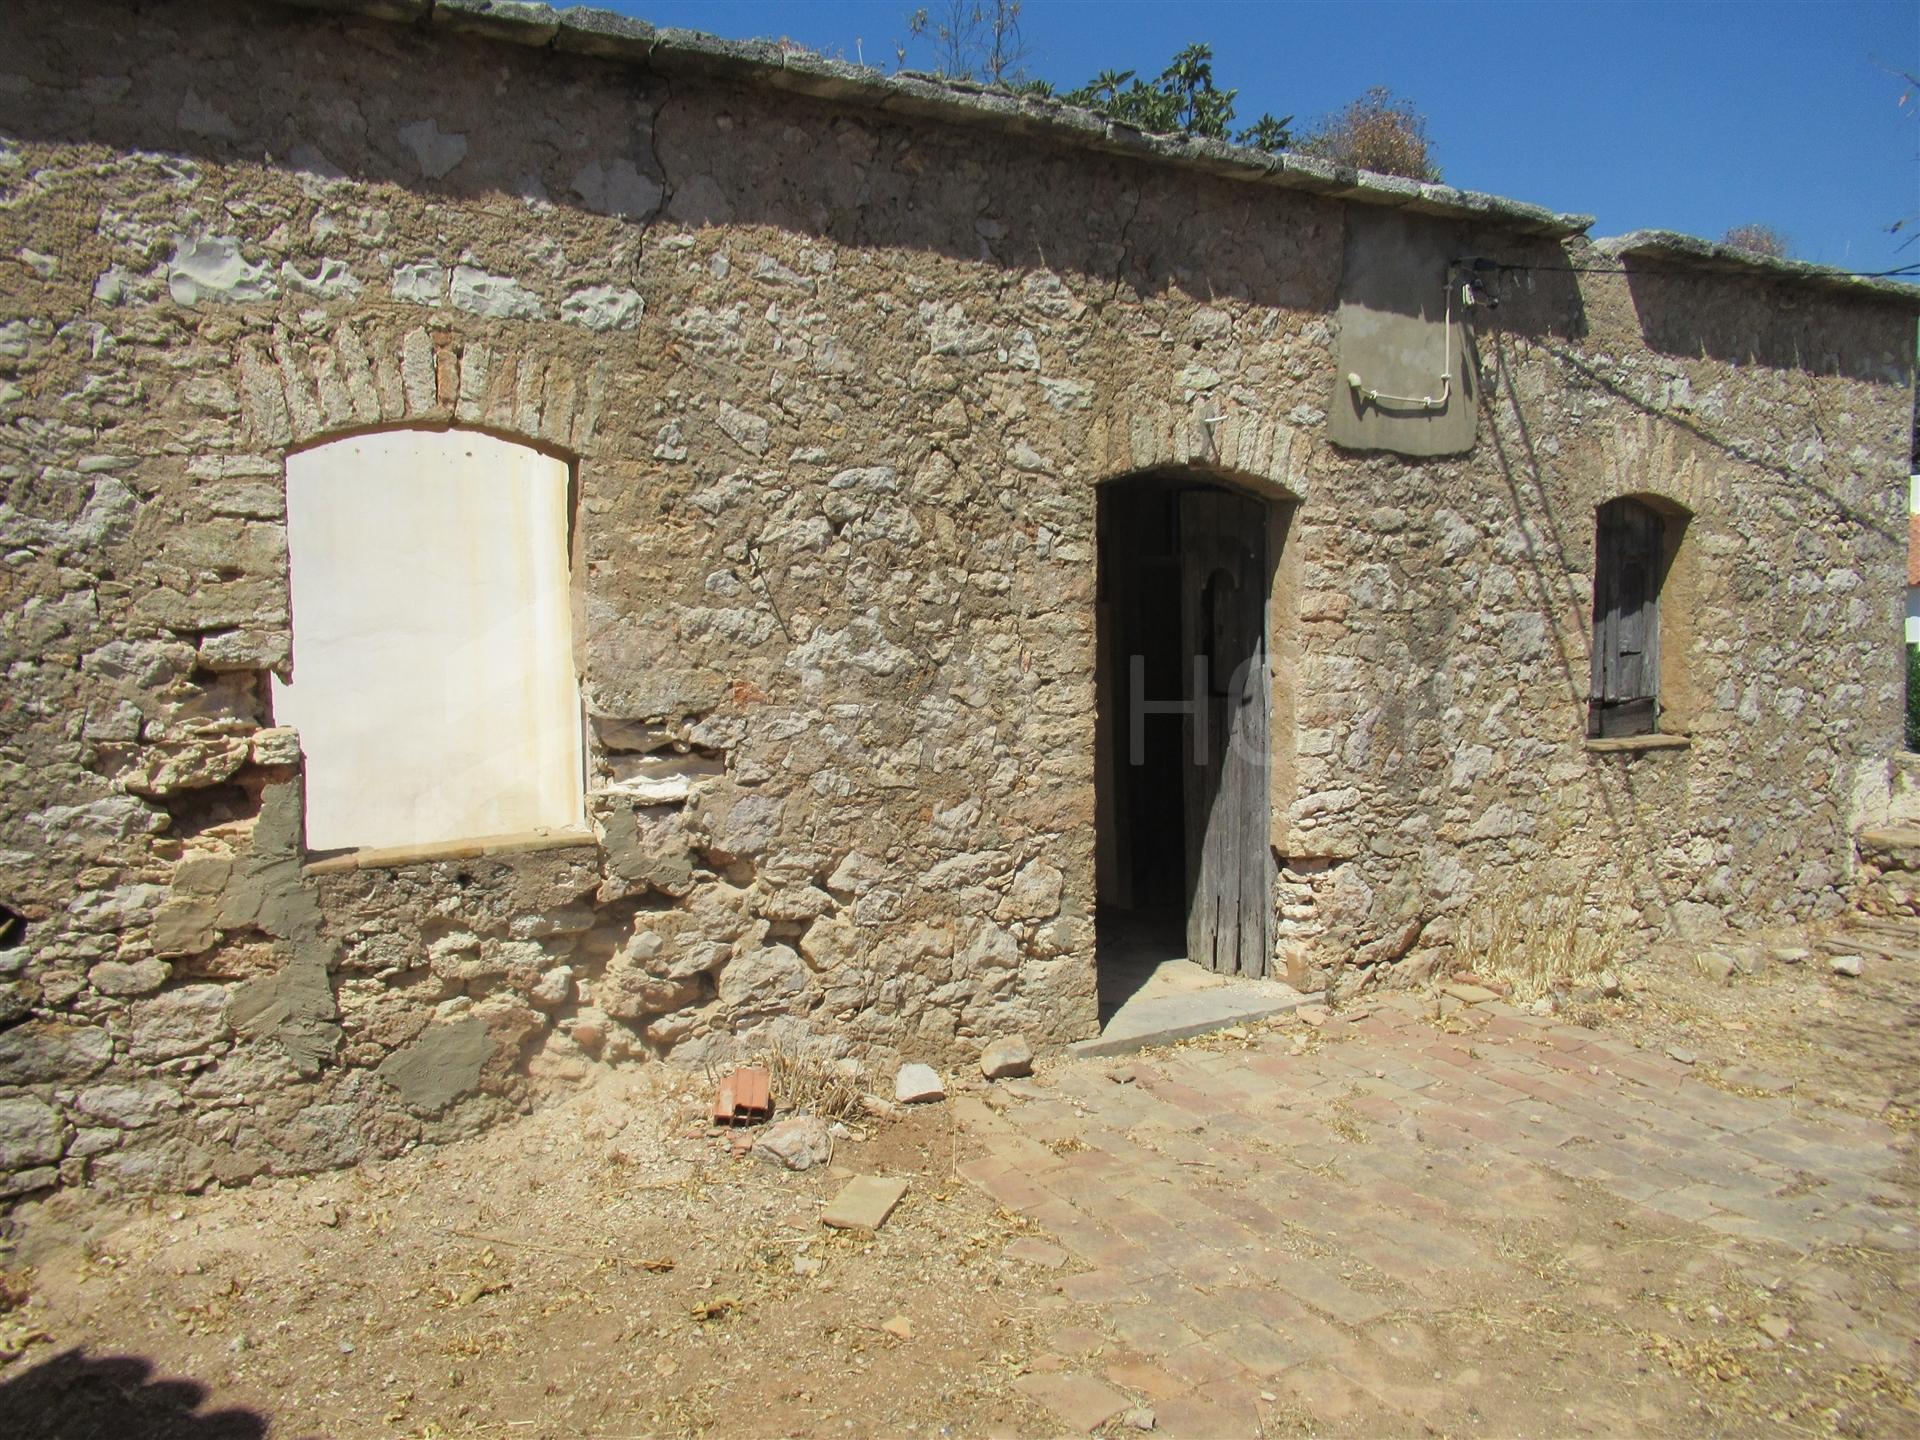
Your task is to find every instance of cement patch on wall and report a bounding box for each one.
[1328,209,1479,457]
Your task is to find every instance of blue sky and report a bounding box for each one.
[577,0,1920,274]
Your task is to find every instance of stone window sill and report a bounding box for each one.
[1582,734,1691,756]
[303,828,597,876]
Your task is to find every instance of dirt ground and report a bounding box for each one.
[0,1064,1097,1438]
[0,912,1914,1439]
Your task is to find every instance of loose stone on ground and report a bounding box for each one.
[894,1063,946,1104]
[751,1114,832,1171]
[979,1034,1034,1080]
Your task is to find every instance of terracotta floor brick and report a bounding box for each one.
[1264,1254,1396,1326]
[1150,1387,1257,1439]
[990,1175,1064,1214]
[1043,1323,1112,1358]
[957,988,1920,1437]
[1271,1363,1388,1428]
[1131,1273,1242,1339]
[1109,1308,1204,1357]
[1011,1371,1131,1434]
[1006,1236,1070,1270]
[1103,1356,1192,1403]
[1059,1268,1140,1306]
[1216,1321,1308,1378]
[1160,1340,1250,1389]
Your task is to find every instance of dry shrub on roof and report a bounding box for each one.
[1296,85,1440,182]
[1720,223,1792,259]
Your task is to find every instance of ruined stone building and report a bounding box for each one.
[2,0,1916,1197]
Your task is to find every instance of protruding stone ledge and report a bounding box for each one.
[1597,230,1920,309]
[1857,826,1920,873]
[1582,734,1692,756]
[302,828,597,875]
[273,0,1593,240]
[433,0,559,46]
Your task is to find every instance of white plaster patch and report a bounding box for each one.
[716,402,771,455]
[176,90,237,139]
[570,158,662,218]
[652,420,688,461]
[1007,439,1049,473]
[752,254,815,293]
[286,144,346,185]
[165,235,276,306]
[1004,330,1041,371]
[1022,270,1085,320]
[281,258,362,299]
[390,262,447,306]
[829,466,898,494]
[1039,377,1092,411]
[559,285,644,332]
[397,118,468,179]
[924,301,994,356]
[449,265,544,320]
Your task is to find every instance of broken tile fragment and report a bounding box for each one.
[821,1175,908,1231]
[712,1064,772,1125]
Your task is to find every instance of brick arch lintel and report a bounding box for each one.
[1084,402,1307,503]
[233,321,607,459]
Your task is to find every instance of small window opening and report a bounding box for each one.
[1590,497,1668,738]
[0,903,25,950]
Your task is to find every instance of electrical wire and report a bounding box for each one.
[1481,260,1920,280]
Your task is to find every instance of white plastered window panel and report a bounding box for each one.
[271,429,585,852]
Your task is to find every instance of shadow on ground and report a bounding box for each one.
[0,1347,268,1439]
[1095,907,1190,1024]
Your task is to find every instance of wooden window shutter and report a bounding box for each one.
[1590,499,1662,738]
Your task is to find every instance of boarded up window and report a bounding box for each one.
[271,429,584,852]
[1590,497,1665,738]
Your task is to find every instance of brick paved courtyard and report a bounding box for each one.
[958,984,1920,1437]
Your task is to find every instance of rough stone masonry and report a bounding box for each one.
[0,0,1915,1198]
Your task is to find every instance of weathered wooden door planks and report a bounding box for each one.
[1179,488,1272,976]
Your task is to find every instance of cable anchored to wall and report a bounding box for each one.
[1344,260,1476,412]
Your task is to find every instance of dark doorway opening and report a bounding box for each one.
[1094,472,1275,1023]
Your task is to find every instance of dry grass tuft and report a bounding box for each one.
[1456,883,1627,1000]
[764,1036,868,1122]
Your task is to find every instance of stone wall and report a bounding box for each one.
[0,0,1913,1198]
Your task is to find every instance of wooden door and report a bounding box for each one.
[1179,489,1273,976]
